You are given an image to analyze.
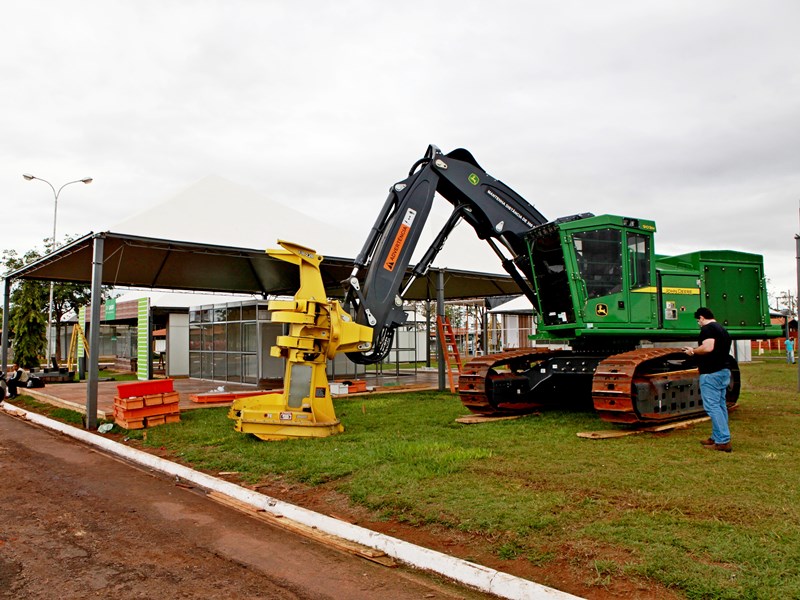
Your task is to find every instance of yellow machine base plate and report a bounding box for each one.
[228,392,344,441]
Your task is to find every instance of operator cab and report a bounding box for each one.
[526,215,657,337]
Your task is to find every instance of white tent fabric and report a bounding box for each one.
[113,175,510,273]
[488,295,534,315]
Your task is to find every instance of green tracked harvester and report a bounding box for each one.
[340,145,782,424]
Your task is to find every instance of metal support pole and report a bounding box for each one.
[482,301,488,355]
[796,233,799,392]
[86,235,104,429]
[2,279,10,374]
[437,269,446,391]
[425,299,431,368]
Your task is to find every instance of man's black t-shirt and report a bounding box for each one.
[697,321,731,374]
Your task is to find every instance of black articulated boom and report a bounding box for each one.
[344,144,548,364]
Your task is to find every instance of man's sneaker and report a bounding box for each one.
[700,438,715,446]
[704,441,732,453]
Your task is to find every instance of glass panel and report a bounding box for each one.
[189,352,201,378]
[227,322,241,352]
[212,323,226,351]
[242,303,257,321]
[213,306,227,322]
[189,325,202,351]
[243,354,258,384]
[627,233,651,289]
[226,305,242,322]
[530,230,574,325]
[201,352,212,379]
[226,353,242,382]
[242,322,257,352]
[213,353,227,380]
[201,324,214,351]
[258,305,270,321]
[189,309,201,324]
[201,308,213,323]
[130,327,138,357]
[573,229,623,299]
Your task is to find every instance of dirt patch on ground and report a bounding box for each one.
[238,477,680,600]
[8,410,682,600]
[0,411,494,600]
[122,428,681,599]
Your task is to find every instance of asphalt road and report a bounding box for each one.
[0,409,491,599]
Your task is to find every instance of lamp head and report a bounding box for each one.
[22,173,35,181]
[81,177,93,184]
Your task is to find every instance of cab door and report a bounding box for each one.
[626,231,655,324]
[571,228,628,326]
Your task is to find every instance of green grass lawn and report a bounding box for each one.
[10,360,800,598]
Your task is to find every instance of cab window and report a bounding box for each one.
[627,233,651,289]
[572,229,622,298]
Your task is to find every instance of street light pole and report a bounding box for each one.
[22,174,92,366]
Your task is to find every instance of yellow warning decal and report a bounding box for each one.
[384,208,417,272]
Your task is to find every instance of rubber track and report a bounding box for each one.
[591,347,688,424]
[459,346,727,425]
[458,348,566,414]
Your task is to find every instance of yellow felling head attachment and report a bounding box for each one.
[228,240,373,440]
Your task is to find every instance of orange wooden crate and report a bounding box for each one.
[113,403,180,420]
[114,415,145,430]
[143,393,164,406]
[116,379,174,399]
[114,396,144,410]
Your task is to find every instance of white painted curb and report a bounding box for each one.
[1,402,582,600]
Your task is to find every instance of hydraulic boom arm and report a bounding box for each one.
[345,145,548,364]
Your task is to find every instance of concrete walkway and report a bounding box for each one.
[25,369,441,420]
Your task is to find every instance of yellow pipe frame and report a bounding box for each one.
[228,240,374,440]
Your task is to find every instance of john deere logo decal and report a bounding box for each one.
[468,173,480,185]
[595,303,609,317]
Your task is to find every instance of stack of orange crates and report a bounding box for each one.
[113,379,181,430]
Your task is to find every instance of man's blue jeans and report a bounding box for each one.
[699,369,731,444]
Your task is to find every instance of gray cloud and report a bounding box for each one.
[2,1,798,304]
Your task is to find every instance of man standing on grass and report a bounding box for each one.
[786,337,795,364]
[683,307,732,453]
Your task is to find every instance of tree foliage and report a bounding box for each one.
[3,237,101,368]
[3,248,48,368]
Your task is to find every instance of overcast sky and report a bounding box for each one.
[2,1,798,308]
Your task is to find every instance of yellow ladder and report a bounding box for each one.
[66,324,90,372]
[437,315,463,393]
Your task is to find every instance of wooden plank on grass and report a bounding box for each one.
[455,414,528,424]
[577,430,641,439]
[578,416,711,439]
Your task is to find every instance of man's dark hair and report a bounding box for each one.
[694,307,715,320]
